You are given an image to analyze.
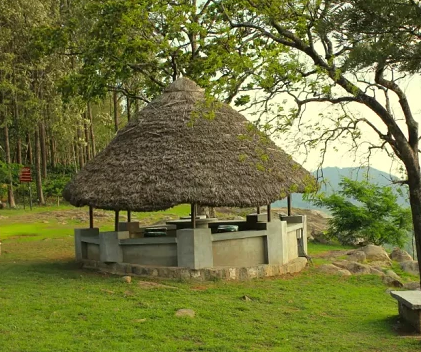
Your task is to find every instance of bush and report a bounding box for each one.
[308,178,412,247]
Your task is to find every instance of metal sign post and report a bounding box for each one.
[28,183,32,210]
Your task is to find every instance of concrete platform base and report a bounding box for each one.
[80,257,308,281]
[391,290,421,333]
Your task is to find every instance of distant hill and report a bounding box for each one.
[273,166,409,210]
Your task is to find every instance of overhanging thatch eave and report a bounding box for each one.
[63,77,316,212]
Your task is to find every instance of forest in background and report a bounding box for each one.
[0,0,158,207]
[0,0,272,207]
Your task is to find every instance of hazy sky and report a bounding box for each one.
[272,74,421,177]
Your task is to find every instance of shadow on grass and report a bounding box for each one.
[382,314,421,338]
[2,259,83,277]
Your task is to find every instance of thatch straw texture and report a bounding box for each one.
[63,78,315,211]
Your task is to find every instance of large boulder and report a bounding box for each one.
[385,269,401,281]
[310,229,330,244]
[369,267,385,276]
[381,275,403,287]
[400,260,420,276]
[360,245,391,262]
[347,250,366,263]
[333,261,372,275]
[403,281,421,290]
[317,264,352,276]
[389,248,413,262]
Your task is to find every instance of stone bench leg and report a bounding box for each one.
[398,301,421,333]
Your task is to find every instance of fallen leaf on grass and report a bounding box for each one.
[138,281,177,289]
[100,289,115,294]
[132,319,147,323]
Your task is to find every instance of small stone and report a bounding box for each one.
[175,309,195,318]
[242,295,252,302]
[122,276,132,283]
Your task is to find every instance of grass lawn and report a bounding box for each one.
[0,206,420,351]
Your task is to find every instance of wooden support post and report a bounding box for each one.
[89,206,94,228]
[191,203,196,229]
[256,206,260,214]
[267,204,271,222]
[127,210,131,222]
[287,195,292,216]
[114,210,119,231]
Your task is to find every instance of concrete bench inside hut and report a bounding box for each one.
[390,290,421,333]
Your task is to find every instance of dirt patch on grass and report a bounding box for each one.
[137,281,178,289]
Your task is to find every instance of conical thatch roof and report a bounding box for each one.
[63,78,315,211]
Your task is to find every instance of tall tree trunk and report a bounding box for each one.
[16,138,22,165]
[39,122,47,178]
[50,138,56,168]
[13,87,22,165]
[76,128,84,168]
[72,142,78,172]
[26,132,33,165]
[87,102,96,156]
[83,112,91,161]
[134,99,139,114]
[4,125,16,208]
[126,95,131,122]
[34,128,45,205]
[113,91,119,132]
[406,164,421,287]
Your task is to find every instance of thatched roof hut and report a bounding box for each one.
[63,78,314,212]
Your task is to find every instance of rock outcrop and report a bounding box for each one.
[317,264,352,276]
[360,245,391,262]
[400,260,420,275]
[390,248,413,262]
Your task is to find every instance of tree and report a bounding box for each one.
[212,0,421,284]
[309,178,412,247]
[42,0,260,104]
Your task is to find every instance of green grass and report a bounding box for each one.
[0,208,420,351]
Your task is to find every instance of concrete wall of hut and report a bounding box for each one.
[122,244,177,266]
[75,216,307,271]
[212,236,267,267]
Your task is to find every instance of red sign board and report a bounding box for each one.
[19,167,32,183]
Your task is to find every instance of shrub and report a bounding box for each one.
[308,178,412,247]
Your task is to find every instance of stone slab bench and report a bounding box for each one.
[390,290,421,333]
